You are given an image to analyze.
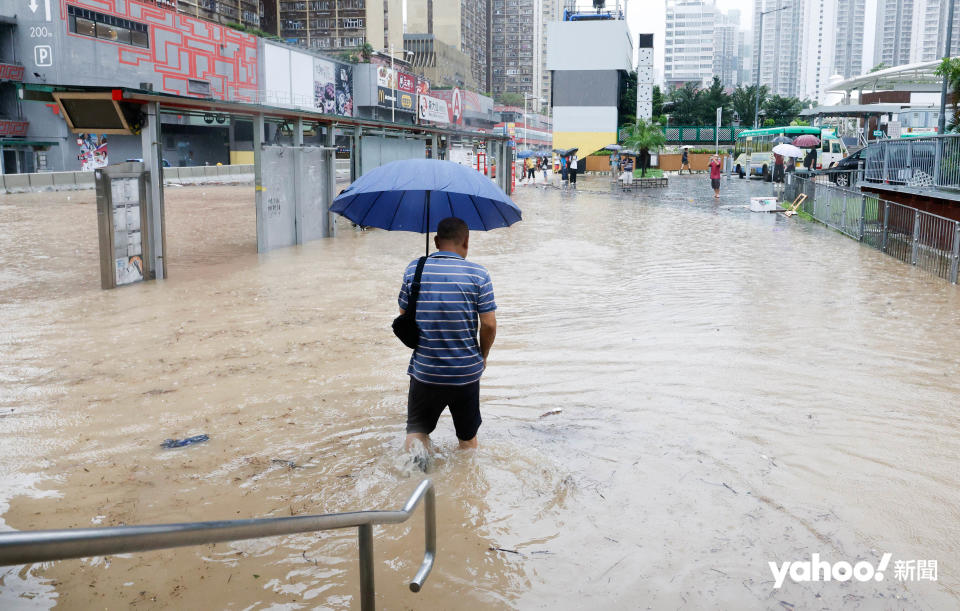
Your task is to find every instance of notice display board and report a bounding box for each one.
[95,162,158,289]
[111,177,144,285]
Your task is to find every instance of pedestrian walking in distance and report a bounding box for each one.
[569,155,579,187]
[398,217,497,452]
[680,148,691,174]
[709,154,722,199]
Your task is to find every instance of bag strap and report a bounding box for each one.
[407,256,428,316]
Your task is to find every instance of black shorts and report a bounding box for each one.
[406,377,482,441]
[711,178,721,190]
[569,170,577,183]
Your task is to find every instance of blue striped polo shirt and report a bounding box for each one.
[398,251,496,386]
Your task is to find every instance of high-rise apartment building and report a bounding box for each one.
[407,0,491,92]
[270,0,402,53]
[833,0,866,77]
[171,0,260,30]
[872,0,960,67]
[491,0,558,110]
[873,0,914,67]
[713,10,741,87]
[664,0,720,87]
[752,0,804,97]
[798,0,835,101]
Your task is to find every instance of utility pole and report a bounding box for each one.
[754,3,790,129]
[938,0,956,135]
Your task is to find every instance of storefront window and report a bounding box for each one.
[68,5,148,48]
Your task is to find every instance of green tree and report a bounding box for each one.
[730,84,768,127]
[359,42,374,62]
[622,117,667,177]
[496,92,525,106]
[652,85,664,117]
[699,77,732,124]
[869,62,888,73]
[668,82,703,125]
[763,95,803,126]
[935,57,960,132]
[619,70,638,126]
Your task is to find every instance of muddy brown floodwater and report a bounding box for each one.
[2,176,960,609]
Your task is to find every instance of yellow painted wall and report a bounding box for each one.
[230,151,254,165]
[552,131,616,159]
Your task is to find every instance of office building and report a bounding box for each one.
[404,33,476,89]
[664,0,720,87]
[407,0,491,92]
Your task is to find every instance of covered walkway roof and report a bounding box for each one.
[827,60,946,94]
[800,103,940,117]
[19,84,508,141]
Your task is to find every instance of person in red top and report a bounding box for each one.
[709,154,723,199]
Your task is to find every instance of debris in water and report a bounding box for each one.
[160,434,209,449]
[722,482,738,495]
[271,459,300,469]
[489,546,523,555]
[539,409,563,418]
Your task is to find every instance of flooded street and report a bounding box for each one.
[2,175,960,609]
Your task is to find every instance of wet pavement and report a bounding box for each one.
[2,174,960,609]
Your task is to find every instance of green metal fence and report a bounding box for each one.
[619,125,747,145]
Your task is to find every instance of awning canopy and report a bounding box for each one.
[20,84,510,142]
[827,60,946,94]
[799,104,938,117]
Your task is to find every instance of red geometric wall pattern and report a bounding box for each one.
[62,0,258,102]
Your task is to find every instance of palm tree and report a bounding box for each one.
[622,118,667,177]
[359,43,374,62]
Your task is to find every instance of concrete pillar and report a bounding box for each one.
[140,101,166,279]
[254,113,266,253]
[351,126,362,182]
[326,124,337,238]
[293,117,305,245]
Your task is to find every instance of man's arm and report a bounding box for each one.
[479,311,497,362]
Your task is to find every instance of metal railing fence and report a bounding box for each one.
[784,176,960,283]
[860,134,960,190]
[0,479,436,611]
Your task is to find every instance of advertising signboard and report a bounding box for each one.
[375,65,415,112]
[314,58,353,116]
[419,94,450,124]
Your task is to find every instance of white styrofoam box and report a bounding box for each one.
[749,197,779,212]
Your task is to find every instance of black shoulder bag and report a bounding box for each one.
[392,256,427,349]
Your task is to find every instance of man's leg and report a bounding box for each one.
[406,378,444,452]
[405,432,431,452]
[449,381,482,450]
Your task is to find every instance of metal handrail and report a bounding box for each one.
[0,479,436,610]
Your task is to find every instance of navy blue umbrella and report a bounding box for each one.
[330,159,522,255]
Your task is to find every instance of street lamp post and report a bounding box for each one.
[753,3,791,129]
[523,92,536,152]
[390,45,396,123]
[938,0,956,135]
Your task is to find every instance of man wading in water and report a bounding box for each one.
[398,217,497,452]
